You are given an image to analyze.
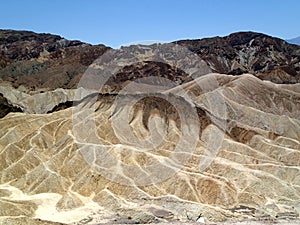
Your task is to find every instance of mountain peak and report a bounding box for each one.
[175,31,300,83]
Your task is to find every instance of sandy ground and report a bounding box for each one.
[0,184,110,224]
[1,184,299,225]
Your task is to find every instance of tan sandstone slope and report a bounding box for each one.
[0,73,299,224]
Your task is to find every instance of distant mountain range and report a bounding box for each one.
[286,36,300,45]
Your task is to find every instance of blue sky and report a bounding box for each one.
[1,0,299,48]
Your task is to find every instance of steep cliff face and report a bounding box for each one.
[176,32,300,83]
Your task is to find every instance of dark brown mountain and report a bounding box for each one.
[0,29,109,90]
[92,32,300,92]
[176,32,300,83]
[1,30,300,92]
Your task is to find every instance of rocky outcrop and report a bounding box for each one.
[0,85,93,113]
[0,93,22,118]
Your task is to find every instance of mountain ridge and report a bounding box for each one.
[176,31,300,83]
[0,30,300,92]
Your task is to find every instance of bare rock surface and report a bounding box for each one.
[0,73,299,224]
[176,32,300,83]
[0,29,109,90]
[0,30,300,224]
